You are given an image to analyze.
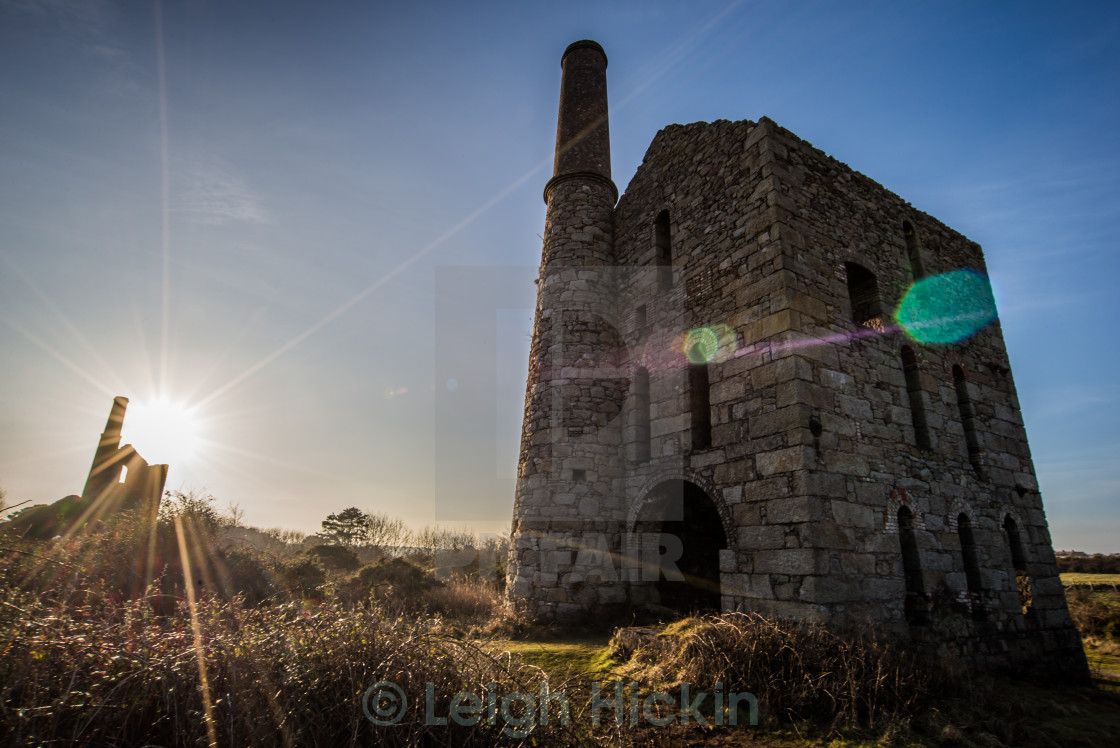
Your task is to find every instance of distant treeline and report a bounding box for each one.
[1057,553,1120,574]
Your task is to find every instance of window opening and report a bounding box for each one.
[957,513,985,620]
[845,262,884,331]
[1004,515,1033,614]
[655,210,672,291]
[953,365,984,475]
[901,346,930,449]
[899,505,928,625]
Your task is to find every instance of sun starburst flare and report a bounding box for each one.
[120,397,205,468]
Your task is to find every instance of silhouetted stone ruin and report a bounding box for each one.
[8,396,166,538]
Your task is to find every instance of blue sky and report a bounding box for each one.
[1,0,1117,551]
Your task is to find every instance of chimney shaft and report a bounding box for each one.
[553,40,610,180]
[102,396,128,446]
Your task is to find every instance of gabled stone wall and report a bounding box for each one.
[508,40,1087,678]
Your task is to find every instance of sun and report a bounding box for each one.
[120,397,205,468]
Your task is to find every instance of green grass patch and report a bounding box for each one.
[491,636,614,678]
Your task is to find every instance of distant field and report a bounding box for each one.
[1062,573,1120,586]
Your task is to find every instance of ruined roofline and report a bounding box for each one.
[628,115,982,254]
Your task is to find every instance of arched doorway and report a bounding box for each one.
[632,479,729,614]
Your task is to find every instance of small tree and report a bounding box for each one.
[318,507,371,547]
[159,489,223,536]
[366,512,408,549]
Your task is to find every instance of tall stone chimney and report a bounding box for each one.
[81,396,129,501]
[101,396,128,448]
[552,40,611,182]
[508,41,627,619]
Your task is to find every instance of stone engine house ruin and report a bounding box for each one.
[508,40,1086,675]
[7,396,166,539]
[81,396,168,521]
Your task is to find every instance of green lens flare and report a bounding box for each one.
[895,270,997,344]
[684,327,720,364]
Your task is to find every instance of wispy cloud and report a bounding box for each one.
[173,159,269,226]
[2,0,114,34]
[2,0,138,93]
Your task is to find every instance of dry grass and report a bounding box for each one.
[1061,573,1120,586]
[607,613,961,729]
[0,509,556,746]
[3,508,1118,747]
[0,588,579,746]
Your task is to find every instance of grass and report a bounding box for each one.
[1061,573,1120,586]
[1085,640,1120,679]
[493,637,615,678]
[966,677,1120,748]
[4,507,1120,747]
[4,585,1120,747]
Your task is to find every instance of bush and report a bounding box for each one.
[276,557,326,596]
[212,545,276,604]
[337,558,440,607]
[0,492,284,606]
[1057,553,1120,574]
[307,543,361,571]
[1067,587,1120,640]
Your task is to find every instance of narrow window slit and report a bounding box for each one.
[953,365,984,476]
[898,506,928,626]
[901,346,931,449]
[655,210,672,291]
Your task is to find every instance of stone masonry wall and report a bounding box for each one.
[611,119,828,618]
[509,76,1085,675]
[756,118,1083,672]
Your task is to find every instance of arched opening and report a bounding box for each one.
[631,367,651,463]
[898,505,928,625]
[903,220,925,280]
[957,513,985,621]
[633,480,728,614]
[953,365,984,476]
[901,346,931,450]
[1003,515,1033,615]
[655,210,672,291]
[845,262,883,330]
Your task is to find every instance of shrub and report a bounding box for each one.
[337,558,440,608]
[1057,553,1120,574]
[307,543,361,572]
[1066,588,1120,639]
[276,557,326,596]
[211,545,276,604]
[0,494,284,606]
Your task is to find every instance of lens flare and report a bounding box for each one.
[683,325,738,364]
[120,397,203,467]
[895,270,997,344]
